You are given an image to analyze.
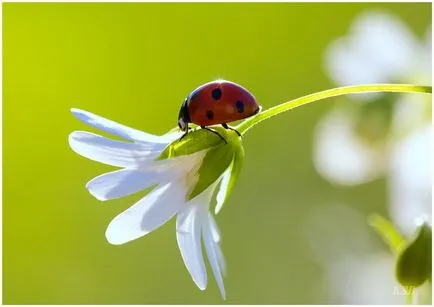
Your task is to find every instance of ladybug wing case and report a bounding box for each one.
[187,81,259,127]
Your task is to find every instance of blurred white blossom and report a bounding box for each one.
[314,9,432,233]
[324,10,431,89]
[310,10,432,304]
[388,124,432,235]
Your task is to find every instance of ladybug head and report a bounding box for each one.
[178,98,190,132]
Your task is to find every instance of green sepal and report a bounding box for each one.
[187,127,243,200]
[158,126,224,160]
[368,213,405,254]
[157,126,244,201]
[189,142,234,200]
[215,141,245,213]
[396,223,432,287]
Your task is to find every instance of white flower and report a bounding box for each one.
[313,106,386,185]
[388,124,432,235]
[324,9,430,89]
[68,108,242,299]
[309,10,432,304]
[313,10,431,232]
[314,10,431,187]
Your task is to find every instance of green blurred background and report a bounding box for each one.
[3,3,431,304]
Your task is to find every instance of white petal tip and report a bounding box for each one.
[68,131,77,142]
[190,271,207,291]
[85,180,110,201]
[105,237,124,246]
[71,108,85,118]
[87,189,108,201]
[105,221,130,245]
[218,288,226,300]
[214,205,223,215]
[68,132,83,152]
[105,229,127,245]
[70,109,95,125]
[68,133,81,154]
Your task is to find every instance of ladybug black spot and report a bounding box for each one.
[236,100,244,113]
[211,88,222,100]
[206,110,214,120]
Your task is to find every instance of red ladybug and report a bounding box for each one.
[178,80,261,141]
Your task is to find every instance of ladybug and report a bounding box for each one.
[178,80,261,142]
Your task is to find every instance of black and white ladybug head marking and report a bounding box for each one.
[177,98,191,132]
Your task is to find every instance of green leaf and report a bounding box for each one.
[396,223,432,288]
[368,213,405,254]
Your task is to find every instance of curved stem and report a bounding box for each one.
[236,84,432,135]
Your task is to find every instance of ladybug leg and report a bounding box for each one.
[179,131,188,141]
[222,123,241,137]
[200,126,227,144]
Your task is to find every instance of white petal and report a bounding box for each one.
[313,109,384,185]
[175,181,219,290]
[325,10,418,88]
[69,131,164,168]
[214,237,226,275]
[208,213,221,243]
[208,212,226,275]
[176,206,207,290]
[158,130,184,143]
[175,180,227,294]
[388,125,432,235]
[202,207,226,299]
[106,182,185,245]
[215,166,231,214]
[213,238,226,277]
[86,169,160,201]
[71,108,174,144]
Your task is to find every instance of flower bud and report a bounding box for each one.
[396,223,432,287]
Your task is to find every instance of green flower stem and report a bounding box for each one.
[368,213,405,254]
[406,291,413,305]
[236,84,432,135]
